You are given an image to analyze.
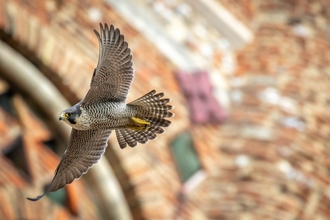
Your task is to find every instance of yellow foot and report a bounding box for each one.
[128,117,150,131]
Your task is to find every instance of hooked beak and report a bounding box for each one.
[59,113,66,121]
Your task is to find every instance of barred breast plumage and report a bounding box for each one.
[75,102,136,130]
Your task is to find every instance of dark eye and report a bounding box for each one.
[68,113,72,117]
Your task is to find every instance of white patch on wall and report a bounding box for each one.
[293,24,313,38]
[258,87,280,104]
[221,52,236,75]
[209,70,230,109]
[281,117,305,131]
[230,89,243,103]
[241,126,275,141]
[235,155,250,167]
[88,7,102,22]
[278,97,298,114]
[277,160,314,188]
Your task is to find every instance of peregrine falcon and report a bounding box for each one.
[27,24,174,201]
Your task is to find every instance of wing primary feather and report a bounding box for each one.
[110,25,115,43]
[113,29,120,45]
[93,29,102,69]
[26,193,47,202]
[93,29,101,42]
[26,129,112,201]
[82,23,135,104]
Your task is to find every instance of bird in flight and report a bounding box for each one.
[27,24,174,201]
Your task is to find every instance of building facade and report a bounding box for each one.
[1,0,330,219]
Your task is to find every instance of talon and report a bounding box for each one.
[129,117,150,131]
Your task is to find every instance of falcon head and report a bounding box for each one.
[59,103,82,125]
[59,111,78,124]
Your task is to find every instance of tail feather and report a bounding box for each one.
[116,90,174,148]
[129,90,157,104]
[145,117,171,127]
[129,90,172,107]
[129,90,174,118]
[121,129,137,147]
[116,128,157,149]
[115,129,126,149]
[129,90,162,104]
[152,126,164,134]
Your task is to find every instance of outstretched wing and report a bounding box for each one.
[82,23,134,105]
[27,129,112,201]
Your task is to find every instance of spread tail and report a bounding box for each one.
[116,90,174,148]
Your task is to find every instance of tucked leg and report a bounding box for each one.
[127,117,150,131]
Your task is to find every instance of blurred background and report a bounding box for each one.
[1,0,330,219]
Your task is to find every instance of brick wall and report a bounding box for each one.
[2,0,330,219]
